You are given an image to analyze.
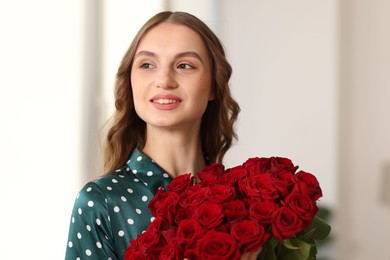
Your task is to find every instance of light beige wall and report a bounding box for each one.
[169,0,219,31]
[339,0,390,259]
[0,1,83,259]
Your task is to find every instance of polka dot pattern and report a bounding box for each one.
[65,148,173,260]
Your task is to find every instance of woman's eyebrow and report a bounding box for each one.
[134,50,204,64]
[134,50,156,59]
[175,51,204,64]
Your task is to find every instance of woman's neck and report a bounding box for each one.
[142,126,206,178]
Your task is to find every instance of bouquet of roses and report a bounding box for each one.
[124,156,331,259]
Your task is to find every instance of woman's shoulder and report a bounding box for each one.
[91,170,130,188]
[76,170,136,201]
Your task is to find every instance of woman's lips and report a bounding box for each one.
[150,94,182,110]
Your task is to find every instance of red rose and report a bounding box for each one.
[148,216,170,232]
[291,171,323,200]
[179,187,207,208]
[243,157,298,176]
[161,226,177,244]
[197,231,241,260]
[268,157,298,174]
[183,248,199,260]
[271,207,304,242]
[238,174,279,201]
[148,189,180,224]
[174,207,193,224]
[137,223,166,258]
[124,239,148,260]
[197,163,225,184]
[167,173,194,193]
[249,200,279,225]
[193,201,224,229]
[213,223,230,233]
[222,165,246,185]
[205,184,236,203]
[176,219,203,247]
[124,247,148,260]
[231,220,270,252]
[159,239,183,260]
[243,157,271,175]
[285,193,318,227]
[267,170,293,199]
[222,200,248,222]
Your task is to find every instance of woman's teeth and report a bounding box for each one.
[153,99,179,104]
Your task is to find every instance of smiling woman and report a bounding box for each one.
[64,11,244,260]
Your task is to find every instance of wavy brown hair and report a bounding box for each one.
[103,11,240,174]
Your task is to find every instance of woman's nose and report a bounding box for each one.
[156,68,178,89]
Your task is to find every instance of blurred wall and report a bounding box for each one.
[339,0,390,259]
[0,0,83,259]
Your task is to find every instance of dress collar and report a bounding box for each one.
[125,148,173,192]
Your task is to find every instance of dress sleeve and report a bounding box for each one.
[65,182,118,260]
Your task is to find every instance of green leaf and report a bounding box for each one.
[307,216,331,240]
[283,239,302,250]
[279,239,313,260]
[257,240,277,260]
[257,216,331,260]
[316,206,331,220]
[269,237,280,248]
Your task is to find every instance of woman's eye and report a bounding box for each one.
[177,63,194,69]
[140,63,154,69]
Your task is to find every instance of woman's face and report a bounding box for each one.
[131,22,213,132]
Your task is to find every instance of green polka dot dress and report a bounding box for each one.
[65,148,172,260]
